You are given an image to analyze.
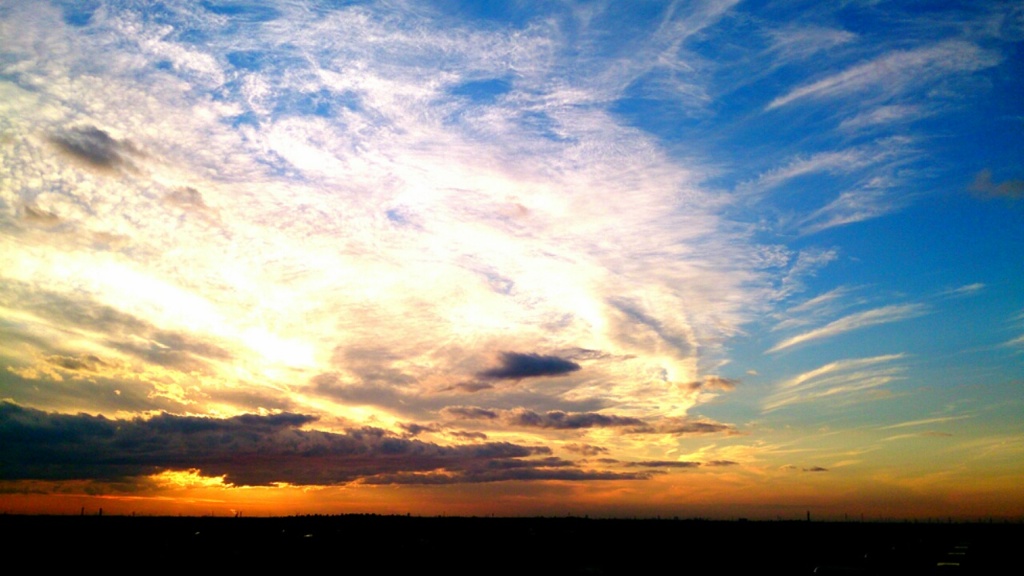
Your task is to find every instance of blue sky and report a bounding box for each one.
[1,0,1021,518]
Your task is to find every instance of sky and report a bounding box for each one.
[1,0,1022,520]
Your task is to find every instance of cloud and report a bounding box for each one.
[504,409,646,430]
[798,188,898,235]
[563,443,608,456]
[165,187,211,211]
[398,422,488,441]
[476,352,581,380]
[0,283,232,375]
[803,466,828,472]
[50,126,136,170]
[441,407,736,436]
[624,460,701,469]
[0,0,771,448]
[360,466,651,485]
[941,283,985,297]
[970,169,1024,200]
[768,304,926,353]
[441,406,499,421]
[685,375,738,391]
[442,381,495,393]
[775,250,840,301]
[398,422,442,436]
[108,330,233,371]
[764,354,906,412]
[879,415,970,430]
[767,40,1000,109]
[1,0,1019,515]
[749,148,873,192]
[773,286,852,331]
[42,354,108,372]
[647,418,736,435]
[0,402,655,486]
[703,460,738,467]
[839,105,923,131]
[766,25,856,63]
[22,205,61,226]
[442,406,641,430]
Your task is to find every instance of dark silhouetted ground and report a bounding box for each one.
[1,514,1018,574]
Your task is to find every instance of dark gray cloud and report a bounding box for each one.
[476,352,581,380]
[361,460,651,485]
[970,169,1024,200]
[397,422,488,441]
[449,430,488,441]
[398,422,442,436]
[23,205,61,225]
[685,376,738,392]
[442,406,644,430]
[50,126,134,170]
[43,354,108,372]
[0,403,652,487]
[505,409,646,430]
[644,417,737,436]
[624,460,701,468]
[704,460,739,467]
[563,443,608,456]
[165,187,208,209]
[441,406,736,436]
[803,466,829,472]
[441,406,499,420]
[441,381,495,393]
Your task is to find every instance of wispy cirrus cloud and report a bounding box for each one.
[765,25,856,63]
[764,354,906,412]
[879,415,970,430]
[766,40,1000,110]
[839,104,924,131]
[768,304,926,353]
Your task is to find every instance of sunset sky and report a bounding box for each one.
[1,0,1022,519]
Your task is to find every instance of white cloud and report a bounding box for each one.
[767,40,1000,110]
[768,304,927,353]
[774,249,839,301]
[0,0,766,426]
[766,25,857,62]
[773,286,853,332]
[941,283,986,297]
[748,148,871,192]
[839,105,923,131]
[879,415,970,430]
[764,354,906,412]
[798,187,896,234]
